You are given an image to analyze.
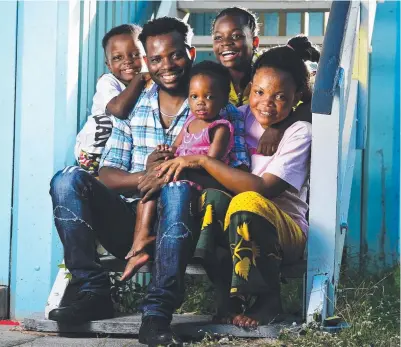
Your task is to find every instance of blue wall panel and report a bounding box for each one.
[10,1,79,318]
[264,13,279,36]
[286,12,301,36]
[0,2,17,287]
[360,1,400,268]
[309,12,324,36]
[189,12,216,36]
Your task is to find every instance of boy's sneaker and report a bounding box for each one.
[138,316,182,346]
[48,291,114,323]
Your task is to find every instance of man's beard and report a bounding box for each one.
[157,77,189,95]
[152,65,192,95]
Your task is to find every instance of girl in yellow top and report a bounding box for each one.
[211,7,319,155]
[211,7,260,107]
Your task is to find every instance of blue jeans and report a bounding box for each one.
[141,182,201,321]
[50,166,136,296]
[50,167,200,320]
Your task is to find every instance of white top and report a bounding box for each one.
[91,73,126,117]
[240,105,312,234]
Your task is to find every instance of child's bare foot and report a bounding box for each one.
[121,252,150,281]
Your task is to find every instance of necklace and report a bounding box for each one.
[160,109,179,118]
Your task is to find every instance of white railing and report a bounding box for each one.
[306,0,376,323]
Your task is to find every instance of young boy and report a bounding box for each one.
[75,24,152,175]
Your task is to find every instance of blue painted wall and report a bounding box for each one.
[0,2,17,288]
[286,12,301,36]
[309,12,324,36]
[347,1,400,269]
[264,13,279,36]
[361,1,400,267]
[2,0,160,319]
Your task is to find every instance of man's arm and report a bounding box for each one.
[98,167,144,194]
[98,116,142,194]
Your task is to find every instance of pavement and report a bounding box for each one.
[0,325,143,347]
[0,325,277,347]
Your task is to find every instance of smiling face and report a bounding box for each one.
[105,33,144,85]
[144,31,195,93]
[212,15,259,71]
[188,74,226,121]
[249,67,302,128]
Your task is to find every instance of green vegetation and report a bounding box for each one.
[109,266,400,346]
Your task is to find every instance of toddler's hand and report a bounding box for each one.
[156,144,173,152]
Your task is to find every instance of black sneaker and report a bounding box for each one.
[138,316,182,346]
[48,291,114,323]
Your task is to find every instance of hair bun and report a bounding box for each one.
[287,35,320,63]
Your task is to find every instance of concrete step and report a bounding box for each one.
[100,256,307,279]
[23,313,297,338]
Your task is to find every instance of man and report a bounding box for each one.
[49,16,247,346]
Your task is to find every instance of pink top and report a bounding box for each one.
[175,113,235,164]
[240,105,312,235]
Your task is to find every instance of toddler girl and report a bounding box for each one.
[121,61,237,281]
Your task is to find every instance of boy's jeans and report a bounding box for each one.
[49,167,200,320]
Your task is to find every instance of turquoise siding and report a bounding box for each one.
[10,1,78,319]
[286,12,302,36]
[188,12,215,36]
[309,12,324,36]
[1,0,160,319]
[264,13,279,36]
[0,2,17,287]
[347,1,400,268]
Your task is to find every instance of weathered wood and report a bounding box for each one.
[23,313,291,338]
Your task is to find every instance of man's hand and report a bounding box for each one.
[257,127,285,156]
[138,168,167,203]
[146,147,175,170]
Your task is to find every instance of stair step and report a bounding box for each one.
[23,313,295,338]
[178,1,332,12]
[100,256,306,279]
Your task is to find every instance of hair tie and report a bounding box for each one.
[287,44,295,51]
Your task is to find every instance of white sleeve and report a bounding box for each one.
[91,74,125,116]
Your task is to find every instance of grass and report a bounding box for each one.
[109,266,400,346]
[277,266,400,347]
[183,266,400,346]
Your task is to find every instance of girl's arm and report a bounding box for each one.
[157,155,288,200]
[106,73,148,119]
